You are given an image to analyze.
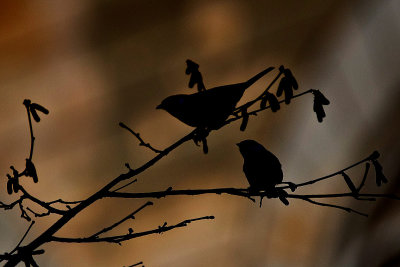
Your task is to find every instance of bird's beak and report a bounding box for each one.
[156,104,162,109]
[236,143,240,147]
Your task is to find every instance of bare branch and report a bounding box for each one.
[26,207,51,218]
[90,201,153,238]
[18,186,66,215]
[50,215,215,244]
[281,151,377,190]
[9,221,35,256]
[119,122,163,153]
[357,162,370,192]
[107,188,399,201]
[127,262,143,267]
[298,197,368,217]
[111,178,138,193]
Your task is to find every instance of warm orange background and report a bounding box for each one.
[0,1,399,266]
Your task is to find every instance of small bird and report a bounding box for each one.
[237,139,289,205]
[157,67,274,131]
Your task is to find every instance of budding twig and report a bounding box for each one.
[119,122,163,154]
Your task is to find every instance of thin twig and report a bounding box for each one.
[107,188,399,201]
[111,179,138,193]
[26,207,51,218]
[299,197,368,217]
[120,122,162,153]
[10,221,36,256]
[18,186,66,215]
[281,151,377,190]
[24,104,35,161]
[127,262,143,267]
[91,201,153,238]
[357,163,370,192]
[50,216,215,244]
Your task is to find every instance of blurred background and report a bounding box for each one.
[0,0,399,266]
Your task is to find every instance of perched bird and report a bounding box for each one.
[237,139,289,205]
[157,67,274,131]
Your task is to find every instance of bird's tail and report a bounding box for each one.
[243,67,275,89]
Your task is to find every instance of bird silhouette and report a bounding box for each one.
[237,139,290,205]
[157,67,274,131]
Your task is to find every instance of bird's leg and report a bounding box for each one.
[192,127,210,154]
[279,182,297,192]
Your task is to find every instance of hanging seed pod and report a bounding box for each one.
[372,160,388,186]
[283,68,298,90]
[26,159,38,183]
[30,107,41,122]
[13,178,20,193]
[260,97,268,109]
[240,108,249,131]
[283,85,293,104]
[7,179,13,195]
[202,138,208,154]
[312,89,330,122]
[266,92,280,112]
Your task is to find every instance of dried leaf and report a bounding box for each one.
[372,160,388,186]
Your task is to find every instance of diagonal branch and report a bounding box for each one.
[120,122,163,153]
[90,201,153,238]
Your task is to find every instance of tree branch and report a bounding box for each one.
[90,201,153,238]
[50,215,215,244]
[119,122,163,154]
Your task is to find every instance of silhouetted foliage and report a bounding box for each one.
[23,99,49,123]
[276,66,298,104]
[25,159,38,183]
[186,59,206,92]
[0,61,396,267]
[261,92,280,112]
[312,89,330,122]
[372,159,387,186]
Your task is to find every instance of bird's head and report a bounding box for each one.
[156,95,186,112]
[237,139,265,156]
